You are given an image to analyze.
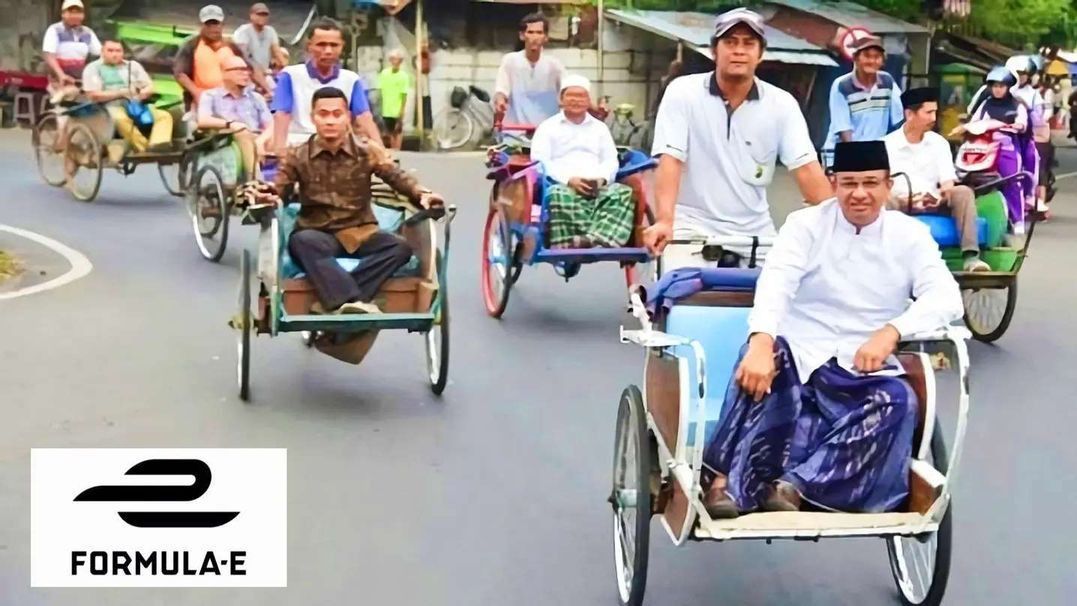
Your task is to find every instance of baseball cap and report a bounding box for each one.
[250,2,270,14]
[199,4,225,23]
[852,35,885,55]
[712,8,766,43]
[560,74,592,95]
[61,0,84,10]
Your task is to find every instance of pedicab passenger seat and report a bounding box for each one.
[913,214,988,248]
[646,268,760,450]
[646,268,939,512]
[279,203,422,279]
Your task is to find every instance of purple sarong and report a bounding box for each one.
[703,338,917,513]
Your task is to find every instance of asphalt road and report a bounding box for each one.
[1,128,1075,605]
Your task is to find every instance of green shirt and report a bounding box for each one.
[377,67,411,119]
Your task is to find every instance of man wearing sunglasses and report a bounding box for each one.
[197,55,273,177]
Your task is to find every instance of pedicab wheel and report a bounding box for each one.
[435,108,475,150]
[236,248,252,402]
[611,385,651,606]
[481,207,513,318]
[158,152,193,197]
[32,113,66,187]
[887,419,951,606]
[961,280,1018,343]
[426,250,450,395]
[190,165,230,262]
[64,123,103,202]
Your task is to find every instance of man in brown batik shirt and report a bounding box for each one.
[268,86,444,314]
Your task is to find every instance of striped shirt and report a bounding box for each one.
[823,71,903,153]
[42,22,101,79]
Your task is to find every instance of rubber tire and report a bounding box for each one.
[237,249,252,402]
[33,113,66,187]
[962,280,1018,343]
[427,250,451,395]
[435,108,475,150]
[887,419,951,606]
[481,208,513,318]
[65,122,103,202]
[611,385,651,606]
[191,165,230,263]
[158,152,192,197]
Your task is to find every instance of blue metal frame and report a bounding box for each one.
[485,146,657,279]
[267,199,454,336]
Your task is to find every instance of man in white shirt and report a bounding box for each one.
[232,3,287,74]
[493,12,564,127]
[700,140,963,518]
[644,8,832,268]
[884,87,989,272]
[42,0,102,102]
[530,75,632,248]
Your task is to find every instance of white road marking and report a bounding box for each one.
[0,224,93,299]
[1055,170,1077,181]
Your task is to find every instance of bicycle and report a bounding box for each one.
[434,85,494,150]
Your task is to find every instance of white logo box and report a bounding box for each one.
[31,448,287,587]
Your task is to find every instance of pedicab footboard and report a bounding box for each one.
[622,285,971,542]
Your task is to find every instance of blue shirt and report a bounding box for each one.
[823,71,903,155]
[272,61,370,117]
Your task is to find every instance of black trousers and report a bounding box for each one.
[288,229,412,310]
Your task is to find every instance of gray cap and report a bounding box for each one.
[199,4,225,23]
[712,8,766,42]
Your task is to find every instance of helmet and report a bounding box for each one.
[986,65,1016,87]
[1005,55,1036,78]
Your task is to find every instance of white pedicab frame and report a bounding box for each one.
[612,235,972,606]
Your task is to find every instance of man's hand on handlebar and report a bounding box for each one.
[642,219,673,255]
[419,191,445,209]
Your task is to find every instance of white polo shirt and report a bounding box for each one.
[883,128,957,199]
[652,73,816,239]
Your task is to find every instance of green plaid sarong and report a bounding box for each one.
[547,183,635,248]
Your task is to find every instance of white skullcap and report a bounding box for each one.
[560,74,592,95]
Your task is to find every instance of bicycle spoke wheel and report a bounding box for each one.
[611,385,650,606]
[33,114,66,187]
[159,153,192,197]
[189,165,230,262]
[64,123,103,202]
[887,419,951,606]
[435,109,475,150]
[962,281,1018,342]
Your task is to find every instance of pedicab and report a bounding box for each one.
[481,123,656,318]
[230,180,457,401]
[184,130,280,262]
[31,96,194,202]
[910,117,1040,342]
[612,237,971,606]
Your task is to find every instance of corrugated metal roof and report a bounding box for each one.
[606,9,837,67]
[764,0,929,34]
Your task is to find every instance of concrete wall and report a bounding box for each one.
[353,21,669,135]
[0,0,50,72]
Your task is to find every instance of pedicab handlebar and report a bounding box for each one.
[404,203,458,226]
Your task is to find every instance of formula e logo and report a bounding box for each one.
[74,459,239,528]
[32,448,287,587]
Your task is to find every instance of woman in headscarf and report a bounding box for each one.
[965,66,1028,230]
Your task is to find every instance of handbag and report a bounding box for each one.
[122,61,154,135]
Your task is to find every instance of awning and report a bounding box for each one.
[607,9,837,67]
